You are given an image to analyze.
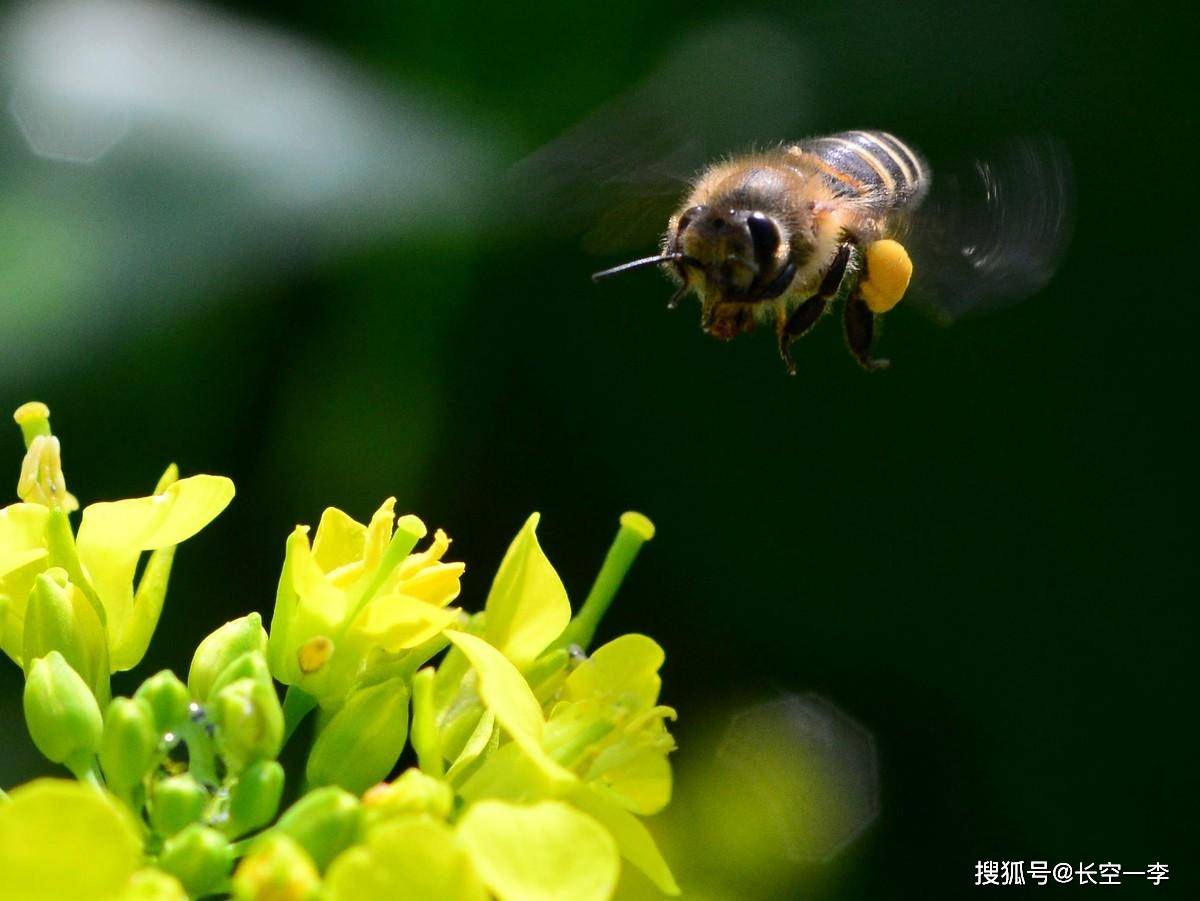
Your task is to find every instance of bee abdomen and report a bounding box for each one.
[797,131,928,210]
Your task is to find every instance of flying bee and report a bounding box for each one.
[513,23,1074,373]
[593,131,929,371]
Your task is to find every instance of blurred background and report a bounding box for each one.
[1,0,1192,897]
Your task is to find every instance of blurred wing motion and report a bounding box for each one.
[505,19,814,254]
[0,0,500,377]
[902,135,1075,323]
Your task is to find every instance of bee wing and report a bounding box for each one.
[504,18,816,254]
[901,135,1076,323]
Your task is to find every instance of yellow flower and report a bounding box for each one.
[324,798,619,901]
[1,403,234,675]
[267,498,464,706]
[447,631,679,896]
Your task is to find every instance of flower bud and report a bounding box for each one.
[134,670,191,736]
[274,786,362,872]
[22,570,108,702]
[189,613,268,703]
[122,868,189,900]
[99,697,159,796]
[225,760,285,838]
[362,767,454,828]
[211,677,283,773]
[306,678,409,795]
[209,649,274,699]
[22,652,102,773]
[158,824,233,898]
[150,774,208,837]
[231,834,320,901]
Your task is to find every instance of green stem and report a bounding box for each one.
[410,668,444,778]
[556,512,655,652]
[281,686,318,746]
[181,719,219,788]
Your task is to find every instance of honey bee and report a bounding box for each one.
[593,131,930,372]
[590,130,1073,373]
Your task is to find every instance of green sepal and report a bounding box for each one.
[274,786,362,872]
[22,651,102,772]
[209,649,274,699]
[188,613,268,703]
[306,677,410,795]
[158,824,233,898]
[225,760,285,838]
[149,774,208,838]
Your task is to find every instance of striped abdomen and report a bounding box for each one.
[796,131,929,211]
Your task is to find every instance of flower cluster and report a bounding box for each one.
[0,403,678,900]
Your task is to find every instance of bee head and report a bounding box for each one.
[670,205,796,304]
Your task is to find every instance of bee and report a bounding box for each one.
[593,131,931,372]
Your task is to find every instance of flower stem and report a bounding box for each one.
[282,685,318,746]
[181,716,219,788]
[410,668,444,778]
[556,512,655,652]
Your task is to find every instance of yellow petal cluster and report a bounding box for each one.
[1,404,234,678]
[267,498,464,706]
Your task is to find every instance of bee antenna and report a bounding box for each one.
[591,253,695,282]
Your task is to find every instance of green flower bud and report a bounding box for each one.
[209,649,274,700]
[362,767,454,828]
[225,760,285,838]
[189,613,268,702]
[274,786,362,872]
[211,677,283,772]
[123,868,189,900]
[158,824,233,898]
[22,570,109,703]
[231,834,320,901]
[150,774,208,837]
[23,651,102,773]
[306,678,409,795]
[134,670,191,735]
[99,697,159,796]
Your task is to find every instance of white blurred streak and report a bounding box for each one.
[0,0,500,378]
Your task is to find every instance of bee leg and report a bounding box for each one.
[778,296,827,375]
[843,295,891,371]
[776,243,855,375]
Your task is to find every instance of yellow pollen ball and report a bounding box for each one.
[859,239,913,314]
[297,636,334,674]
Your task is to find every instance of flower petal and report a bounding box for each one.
[325,817,486,901]
[446,631,574,787]
[456,800,619,901]
[76,475,233,665]
[564,633,664,712]
[569,784,680,896]
[353,594,459,653]
[483,514,571,668]
[0,778,142,901]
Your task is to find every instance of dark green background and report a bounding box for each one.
[1,1,1192,897]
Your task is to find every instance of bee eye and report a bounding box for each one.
[747,212,781,264]
[676,205,706,234]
